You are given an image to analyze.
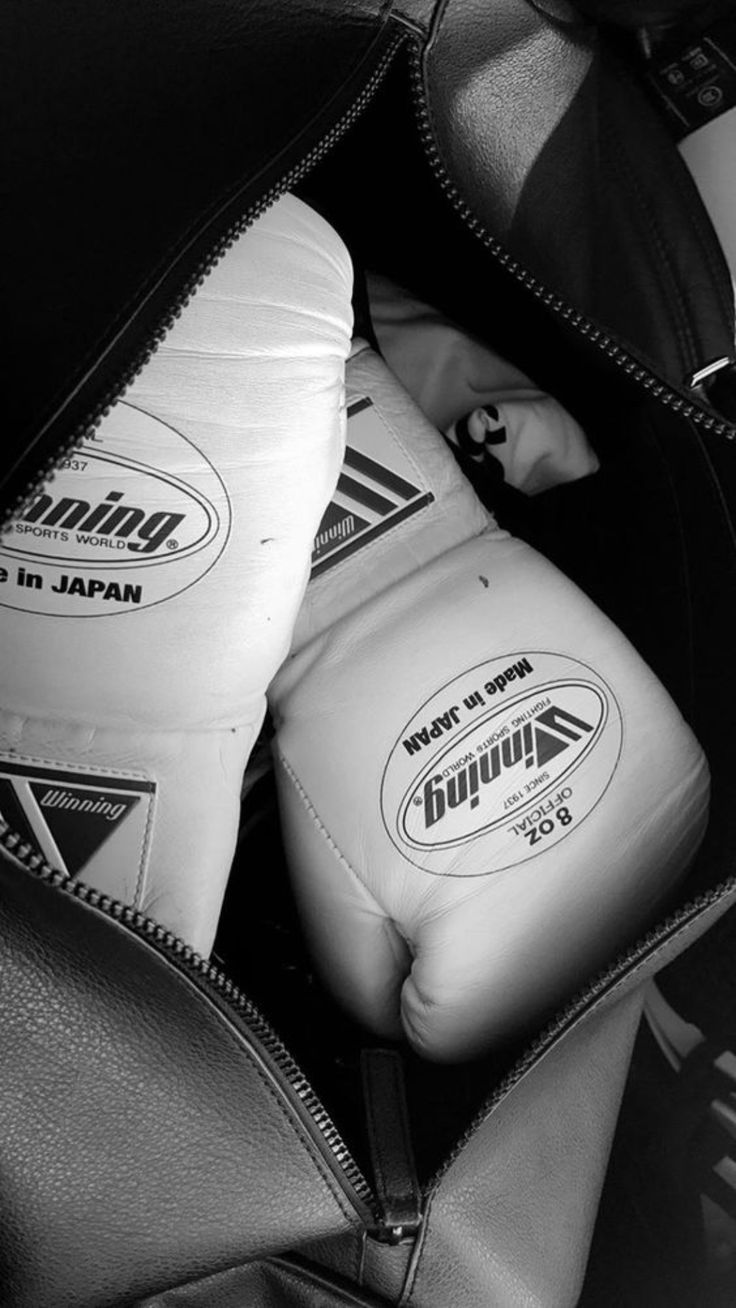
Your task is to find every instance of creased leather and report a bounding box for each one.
[0,0,398,514]
[136,1254,393,1307]
[0,858,362,1308]
[4,3,736,1305]
[402,990,644,1308]
[421,0,735,383]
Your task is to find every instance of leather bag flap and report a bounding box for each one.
[0,858,363,1308]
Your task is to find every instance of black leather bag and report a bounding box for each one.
[4,3,736,1304]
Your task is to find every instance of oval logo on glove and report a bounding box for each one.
[0,404,230,617]
[381,652,623,875]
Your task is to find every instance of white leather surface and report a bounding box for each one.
[0,193,353,953]
[272,346,710,1060]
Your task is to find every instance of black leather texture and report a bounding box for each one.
[0,860,363,1308]
[421,0,735,383]
[5,3,736,1304]
[0,0,402,515]
[4,0,734,518]
[136,1254,392,1307]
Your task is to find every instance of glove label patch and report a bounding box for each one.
[0,757,154,902]
[0,403,231,617]
[643,13,736,141]
[381,652,622,875]
[311,398,433,578]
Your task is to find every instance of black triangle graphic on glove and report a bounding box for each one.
[312,499,370,563]
[0,778,45,860]
[533,727,570,768]
[29,783,140,876]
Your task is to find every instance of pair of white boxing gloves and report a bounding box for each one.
[0,195,709,1061]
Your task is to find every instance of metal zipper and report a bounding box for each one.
[405,35,736,1190]
[407,41,736,442]
[0,824,381,1224]
[428,887,729,1192]
[0,27,410,535]
[0,27,411,1243]
[3,17,736,1234]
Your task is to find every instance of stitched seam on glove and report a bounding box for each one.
[275,750,392,920]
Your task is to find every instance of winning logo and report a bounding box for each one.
[311,398,433,577]
[18,487,187,557]
[420,704,595,832]
[0,758,154,893]
[0,403,231,617]
[381,652,623,876]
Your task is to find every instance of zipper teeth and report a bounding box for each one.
[2,28,409,535]
[6,25,733,1216]
[429,880,733,1190]
[406,38,736,1187]
[0,821,377,1210]
[0,30,409,1229]
[407,43,736,443]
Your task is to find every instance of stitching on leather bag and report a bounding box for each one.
[377,0,401,24]
[2,859,363,1251]
[401,864,736,1300]
[275,734,435,1305]
[267,1252,380,1306]
[420,0,451,54]
[582,892,736,1020]
[165,958,362,1232]
[414,0,452,158]
[597,110,696,366]
[399,899,733,1304]
[400,1186,434,1306]
[611,56,735,337]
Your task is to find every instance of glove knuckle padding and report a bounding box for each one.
[0,193,353,955]
[271,344,710,1062]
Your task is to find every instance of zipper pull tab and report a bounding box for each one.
[361,1048,422,1244]
[687,357,736,423]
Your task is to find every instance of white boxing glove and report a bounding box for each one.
[0,193,353,955]
[270,342,710,1062]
